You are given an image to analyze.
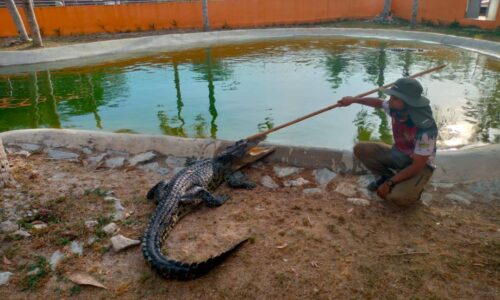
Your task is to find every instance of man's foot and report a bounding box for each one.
[367,176,388,192]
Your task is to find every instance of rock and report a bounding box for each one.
[88,153,106,165]
[20,143,41,152]
[105,157,125,168]
[173,167,184,175]
[50,251,64,271]
[129,151,156,166]
[273,166,302,178]
[445,194,471,205]
[284,177,310,187]
[104,197,125,221]
[102,223,118,235]
[0,272,13,286]
[85,220,98,229]
[0,221,18,233]
[346,198,370,206]
[32,222,48,230]
[431,182,455,189]
[313,168,337,187]
[158,168,169,176]
[357,188,372,200]
[51,172,67,180]
[13,230,31,238]
[27,268,40,276]
[165,156,187,168]
[70,241,83,256]
[421,192,433,207]
[260,176,279,189]
[48,149,79,160]
[303,188,323,195]
[251,161,265,169]
[139,162,160,172]
[81,147,93,155]
[335,182,358,197]
[110,234,140,252]
[87,236,96,245]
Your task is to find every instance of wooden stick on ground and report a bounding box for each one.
[246,64,446,141]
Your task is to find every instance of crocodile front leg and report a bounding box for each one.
[225,171,256,189]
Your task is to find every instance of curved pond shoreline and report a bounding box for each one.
[0,28,499,69]
[1,129,498,192]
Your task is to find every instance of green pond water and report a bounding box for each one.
[0,38,498,150]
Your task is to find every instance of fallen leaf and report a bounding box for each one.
[68,272,107,289]
[276,243,288,249]
[310,261,319,268]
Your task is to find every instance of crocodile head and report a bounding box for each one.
[216,136,274,170]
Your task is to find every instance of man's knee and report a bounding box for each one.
[353,142,373,159]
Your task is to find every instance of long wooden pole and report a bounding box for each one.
[246,64,446,141]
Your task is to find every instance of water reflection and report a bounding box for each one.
[0,39,498,149]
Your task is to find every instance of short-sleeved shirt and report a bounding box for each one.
[382,101,437,167]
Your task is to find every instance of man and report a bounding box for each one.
[338,78,438,206]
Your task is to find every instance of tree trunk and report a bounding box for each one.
[382,0,392,16]
[202,0,210,31]
[5,0,30,42]
[411,0,419,27]
[0,138,16,188]
[22,0,43,47]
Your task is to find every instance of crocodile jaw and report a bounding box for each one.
[232,146,275,170]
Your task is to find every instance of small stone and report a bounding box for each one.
[16,150,31,157]
[313,168,337,187]
[32,222,48,230]
[0,272,13,285]
[431,182,455,189]
[13,230,31,238]
[113,202,125,221]
[335,182,358,197]
[102,223,118,235]
[158,168,169,176]
[27,268,40,276]
[346,198,370,206]
[284,177,310,187]
[260,176,279,189]
[421,192,433,207]
[81,147,93,155]
[70,241,83,256]
[357,174,376,187]
[273,166,302,178]
[88,153,106,165]
[85,220,98,229]
[129,151,156,166]
[165,156,187,168]
[105,157,125,168]
[48,149,79,160]
[139,162,160,172]
[445,194,471,205]
[50,251,64,271]
[0,221,18,233]
[87,236,97,245]
[303,188,323,195]
[20,143,41,152]
[110,234,140,252]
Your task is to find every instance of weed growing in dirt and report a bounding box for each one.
[21,255,50,291]
[69,285,82,296]
[84,188,109,197]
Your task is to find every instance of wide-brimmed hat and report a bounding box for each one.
[382,78,430,108]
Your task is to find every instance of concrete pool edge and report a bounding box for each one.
[1,129,498,187]
[1,28,499,68]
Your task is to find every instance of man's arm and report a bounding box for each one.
[337,97,384,108]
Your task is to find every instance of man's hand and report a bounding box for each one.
[337,96,357,107]
[377,181,391,199]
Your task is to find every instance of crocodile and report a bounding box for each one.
[142,138,273,280]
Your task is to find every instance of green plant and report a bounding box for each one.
[84,188,108,197]
[449,20,461,29]
[53,28,62,36]
[149,23,156,30]
[171,19,178,28]
[69,285,82,296]
[221,21,231,29]
[21,256,50,291]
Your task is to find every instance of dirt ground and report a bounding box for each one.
[0,152,499,299]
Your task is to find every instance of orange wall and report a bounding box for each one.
[392,0,500,29]
[0,0,384,37]
[208,0,384,28]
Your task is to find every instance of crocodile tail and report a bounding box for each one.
[143,233,247,280]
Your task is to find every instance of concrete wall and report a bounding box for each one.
[0,0,384,38]
[392,0,500,29]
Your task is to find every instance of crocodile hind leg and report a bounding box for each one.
[225,171,256,189]
[146,180,169,204]
[198,189,231,207]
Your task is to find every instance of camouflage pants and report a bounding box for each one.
[353,142,434,206]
